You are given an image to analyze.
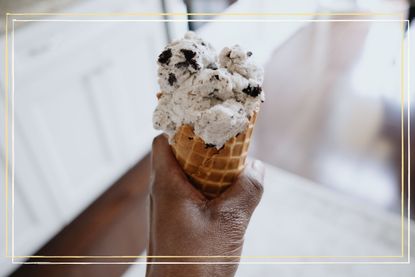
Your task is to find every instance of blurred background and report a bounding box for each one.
[0,0,414,276]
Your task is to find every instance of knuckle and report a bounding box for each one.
[246,175,264,198]
[214,207,249,236]
[216,205,249,225]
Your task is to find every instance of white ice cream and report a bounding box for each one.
[153,31,264,149]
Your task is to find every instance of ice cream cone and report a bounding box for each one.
[171,112,257,198]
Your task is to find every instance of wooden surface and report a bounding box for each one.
[11,154,151,277]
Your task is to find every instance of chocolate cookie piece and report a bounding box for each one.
[205,143,216,148]
[158,48,172,65]
[242,84,262,97]
[168,73,177,86]
[175,49,200,70]
[181,49,196,60]
[207,63,218,70]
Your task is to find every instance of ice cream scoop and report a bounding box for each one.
[153,31,264,149]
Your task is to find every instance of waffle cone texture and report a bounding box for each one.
[171,112,257,198]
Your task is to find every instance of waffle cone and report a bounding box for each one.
[171,112,257,198]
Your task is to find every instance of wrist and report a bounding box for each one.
[146,263,238,277]
[146,264,206,277]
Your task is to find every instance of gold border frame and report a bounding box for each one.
[3,11,410,263]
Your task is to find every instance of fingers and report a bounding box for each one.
[212,159,265,217]
[151,134,206,202]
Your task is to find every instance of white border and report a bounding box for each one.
[5,18,412,265]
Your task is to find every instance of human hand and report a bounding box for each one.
[146,135,264,277]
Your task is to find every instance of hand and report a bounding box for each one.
[146,135,264,277]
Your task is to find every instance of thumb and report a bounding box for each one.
[151,134,206,202]
[151,134,181,177]
[213,159,265,216]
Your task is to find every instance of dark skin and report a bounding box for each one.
[146,135,265,277]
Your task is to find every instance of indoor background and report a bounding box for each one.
[0,0,414,276]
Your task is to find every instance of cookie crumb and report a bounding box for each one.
[158,48,172,65]
[168,73,177,85]
[175,49,200,70]
[207,63,218,70]
[242,84,262,97]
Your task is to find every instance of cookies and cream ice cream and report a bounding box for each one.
[153,31,264,149]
